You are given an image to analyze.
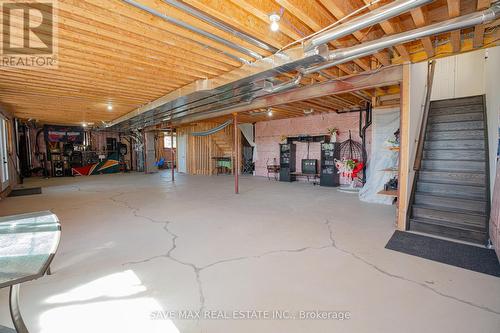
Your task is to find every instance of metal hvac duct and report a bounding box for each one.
[303,3,500,75]
[304,0,435,51]
[263,73,303,93]
[121,0,263,60]
[163,0,278,53]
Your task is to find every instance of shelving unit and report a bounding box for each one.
[377,189,398,196]
[320,142,340,187]
[279,143,296,182]
[377,145,400,198]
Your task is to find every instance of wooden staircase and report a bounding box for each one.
[409,95,490,244]
[212,130,233,156]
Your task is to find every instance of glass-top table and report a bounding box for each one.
[0,211,61,333]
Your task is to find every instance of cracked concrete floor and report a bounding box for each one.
[1,172,499,333]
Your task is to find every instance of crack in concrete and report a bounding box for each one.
[110,191,500,317]
[110,192,207,313]
[324,220,500,316]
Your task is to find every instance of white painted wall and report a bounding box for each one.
[407,46,500,203]
[430,50,486,100]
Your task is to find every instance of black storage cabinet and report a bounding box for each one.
[320,142,340,187]
[279,143,296,182]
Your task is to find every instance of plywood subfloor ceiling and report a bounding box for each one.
[0,0,498,125]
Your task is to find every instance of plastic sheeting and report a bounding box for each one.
[239,123,257,162]
[359,108,400,205]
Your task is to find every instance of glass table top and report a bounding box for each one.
[0,211,61,289]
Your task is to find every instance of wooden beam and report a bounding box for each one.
[410,8,435,58]
[447,0,462,52]
[397,63,410,231]
[230,0,364,74]
[474,0,491,48]
[176,66,403,124]
[181,0,288,49]
[473,25,486,48]
[360,0,411,61]
[319,0,390,66]
[276,0,371,71]
[233,113,239,194]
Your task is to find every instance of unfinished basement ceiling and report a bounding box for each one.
[204,84,400,124]
[0,0,498,125]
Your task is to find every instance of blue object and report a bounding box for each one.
[155,158,165,168]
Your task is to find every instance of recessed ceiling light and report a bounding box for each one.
[267,108,273,117]
[107,104,113,111]
[82,123,87,127]
[269,14,280,32]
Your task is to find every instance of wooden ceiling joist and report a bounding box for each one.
[410,7,435,57]
[447,0,462,52]
[473,0,491,48]
[318,0,391,66]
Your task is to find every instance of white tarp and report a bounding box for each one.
[359,108,400,205]
[239,123,257,162]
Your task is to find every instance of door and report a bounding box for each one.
[0,117,10,191]
[177,134,187,173]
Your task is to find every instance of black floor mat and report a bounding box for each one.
[385,231,500,277]
[8,187,42,197]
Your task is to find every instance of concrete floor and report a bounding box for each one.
[0,172,499,333]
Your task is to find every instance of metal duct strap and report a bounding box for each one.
[191,120,233,136]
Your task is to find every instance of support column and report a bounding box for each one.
[233,113,239,194]
[171,127,175,182]
[397,63,410,230]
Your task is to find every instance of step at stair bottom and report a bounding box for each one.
[409,218,487,244]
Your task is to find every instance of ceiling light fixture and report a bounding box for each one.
[267,108,273,117]
[82,123,87,127]
[107,104,113,111]
[269,13,280,32]
[303,108,314,115]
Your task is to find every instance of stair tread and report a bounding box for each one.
[427,128,484,132]
[412,206,487,227]
[410,217,487,233]
[412,203,487,217]
[422,158,486,162]
[426,127,485,132]
[430,96,484,108]
[417,178,486,187]
[416,182,487,200]
[421,158,486,163]
[414,192,488,203]
[427,114,484,121]
[424,148,485,151]
[428,115,484,124]
[420,169,485,175]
